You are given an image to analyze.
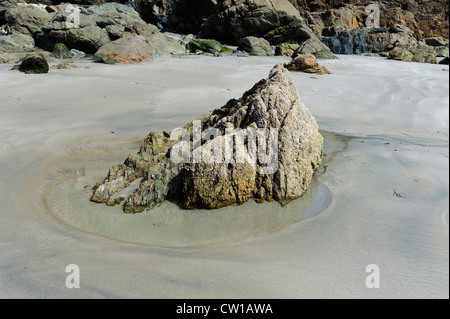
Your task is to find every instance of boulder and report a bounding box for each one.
[409,43,438,64]
[293,37,337,59]
[321,28,369,55]
[70,48,86,58]
[16,52,49,74]
[95,34,157,64]
[91,64,324,213]
[52,42,71,58]
[5,5,52,36]
[95,32,184,64]
[186,38,224,55]
[0,32,35,53]
[65,25,111,54]
[387,46,414,62]
[285,53,331,74]
[275,42,300,56]
[146,32,186,56]
[388,44,437,64]
[237,36,273,56]
[424,37,449,47]
[134,0,303,36]
[201,0,315,45]
[35,3,161,53]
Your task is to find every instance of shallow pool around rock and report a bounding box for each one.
[43,131,345,248]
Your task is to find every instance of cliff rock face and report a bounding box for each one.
[288,0,449,39]
[201,0,315,45]
[5,0,448,41]
[91,65,324,213]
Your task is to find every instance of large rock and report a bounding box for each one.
[305,4,365,37]
[201,0,314,45]
[186,38,224,55]
[285,53,331,74]
[387,46,414,62]
[321,28,372,55]
[34,3,166,54]
[95,32,184,64]
[91,64,324,213]
[388,44,437,64]
[237,36,273,56]
[293,36,337,59]
[0,33,35,53]
[5,5,52,36]
[52,42,71,58]
[275,42,300,56]
[66,25,111,54]
[16,52,49,74]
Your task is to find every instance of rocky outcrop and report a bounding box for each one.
[91,64,324,213]
[35,3,153,53]
[5,4,52,36]
[201,0,314,45]
[304,4,364,37]
[388,44,437,64]
[321,27,388,55]
[424,37,449,48]
[237,36,273,56]
[0,1,184,63]
[319,24,440,63]
[425,37,449,58]
[0,32,35,52]
[285,53,331,74]
[288,0,449,40]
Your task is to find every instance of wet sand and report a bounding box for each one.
[0,55,448,298]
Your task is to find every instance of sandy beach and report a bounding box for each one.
[0,55,448,298]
